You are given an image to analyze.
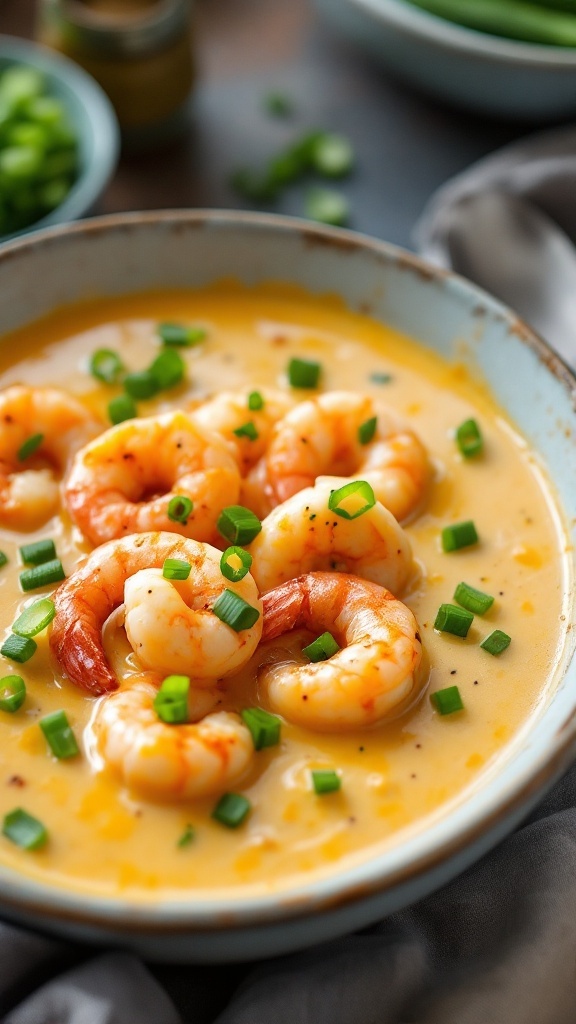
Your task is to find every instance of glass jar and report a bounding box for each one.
[36,0,195,148]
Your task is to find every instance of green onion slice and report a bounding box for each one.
[19,558,65,593]
[248,390,264,411]
[0,675,26,713]
[233,421,259,441]
[369,372,392,385]
[167,495,193,524]
[441,520,479,553]
[0,552,7,569]
[264,92,293,117]
[162,558,191,581]
[480,630,511,656]
[305,187,349,227]
[434,603,474,638]
[287,357,321,389]
[177,824,195,848]
[311,769,341,794]
[311,133,354,177]
[212,589,260,632]
[241,707,281,750]
[217,505,262,546]
[39,710,79,759]
[89,348,124,384]
[17,433,43,462]
[358,416,377,445]
[12,598,55,638]
[2,808,47,850]
[453,582,494,616]
[153,674,190,724]
[212,792,251,828]
[123,370,159,400]
[0,634,37,663]
[302,631,340,662]
[19,539,56,566]
[328,480,376,520]
[431,686,464,716]
[456,418,483,458]
[108,394,137,425]
[158,323,206,347]
[220,546,253,583]
[149,349,185,390]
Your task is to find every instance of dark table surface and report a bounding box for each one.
[0,0,547,250]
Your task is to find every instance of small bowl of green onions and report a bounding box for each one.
[0,35,119,242]
[316,0,576,120]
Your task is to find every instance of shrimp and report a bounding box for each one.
[191,388,294,476]
[248,477,415,595]
[260,572,423,731]
[243,391,430,522]
[0,385,99,529]
[49,533,263,696]
[64,410,240,546]
[91,680,253,799]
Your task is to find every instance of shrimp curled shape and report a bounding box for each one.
[92,680,254,799]
[248,478,415,595]
[243,391,430,522]
[0,385,99,529]
[191,388,294,476]
[50,533,263,696]
[65,410,241,546]
[260,572,424,731]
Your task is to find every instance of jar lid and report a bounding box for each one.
[44,0,191,58]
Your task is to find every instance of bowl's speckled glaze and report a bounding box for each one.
[0,211,574,962]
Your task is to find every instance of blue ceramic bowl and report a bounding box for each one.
[0,211,573,962]
[0,35,120,243]
[316,0,576,121]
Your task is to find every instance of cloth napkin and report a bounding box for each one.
[3,125,576,1024]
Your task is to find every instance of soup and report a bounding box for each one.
[0,282,568,900]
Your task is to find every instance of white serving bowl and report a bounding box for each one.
[315,0,576,121]
[0,210,574,962]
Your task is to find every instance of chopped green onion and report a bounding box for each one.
[305,187,349,226]
[311,769,341,794]
[108,394,137,425]
[19,539,56,566]
[311,133,354,177]
[441,520,479,552]
[177,824,195,848]
[233,421,259,441]
[17,433,43,462]
[241,707,281,750]
[302,631,340,662]
[0,634,36,662]
[158,323,206,347]
[220,546,253,582]
[454,582,494,616]
[212,792,251,828]
[2,808,47,850]
[0,675,26,713]
[369,372,392,385]
[162,558,191,581]
[328,479,376,520]
[217,505,262,545]
[0,552,7,569]
[264,92,293,117]
[123,370,159,400]
[287,357,321,389]
[456,418,483,458]
[149,349,185,390]
[212,589,260,632]
[248,390,264,411]
[480,630,511,656]
[19,558,65,592]
[12,598,55,638]
[431,686,464,716]
[358,416,377,445]
[167,495,193,525]
[153,675,190,724]
[434,603,474,638]
[39,710,79,759]
[89,348,124,384]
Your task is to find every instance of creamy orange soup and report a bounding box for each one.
[0,282,569,899]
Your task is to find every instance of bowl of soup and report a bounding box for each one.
[0,210,573,962]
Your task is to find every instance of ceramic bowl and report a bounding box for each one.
[0,210,574,962]
[315,0,576,121]
[0,35,120,243]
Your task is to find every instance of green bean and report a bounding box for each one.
[407,0,576,46]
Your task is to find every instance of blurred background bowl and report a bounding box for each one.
[0,34,120,243]
[315,0,576,121]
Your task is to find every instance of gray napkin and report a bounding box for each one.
[3,127,576,1024]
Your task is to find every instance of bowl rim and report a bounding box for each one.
[0,208,574,933]
[0,34,120,243]
[348,0,576,66]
